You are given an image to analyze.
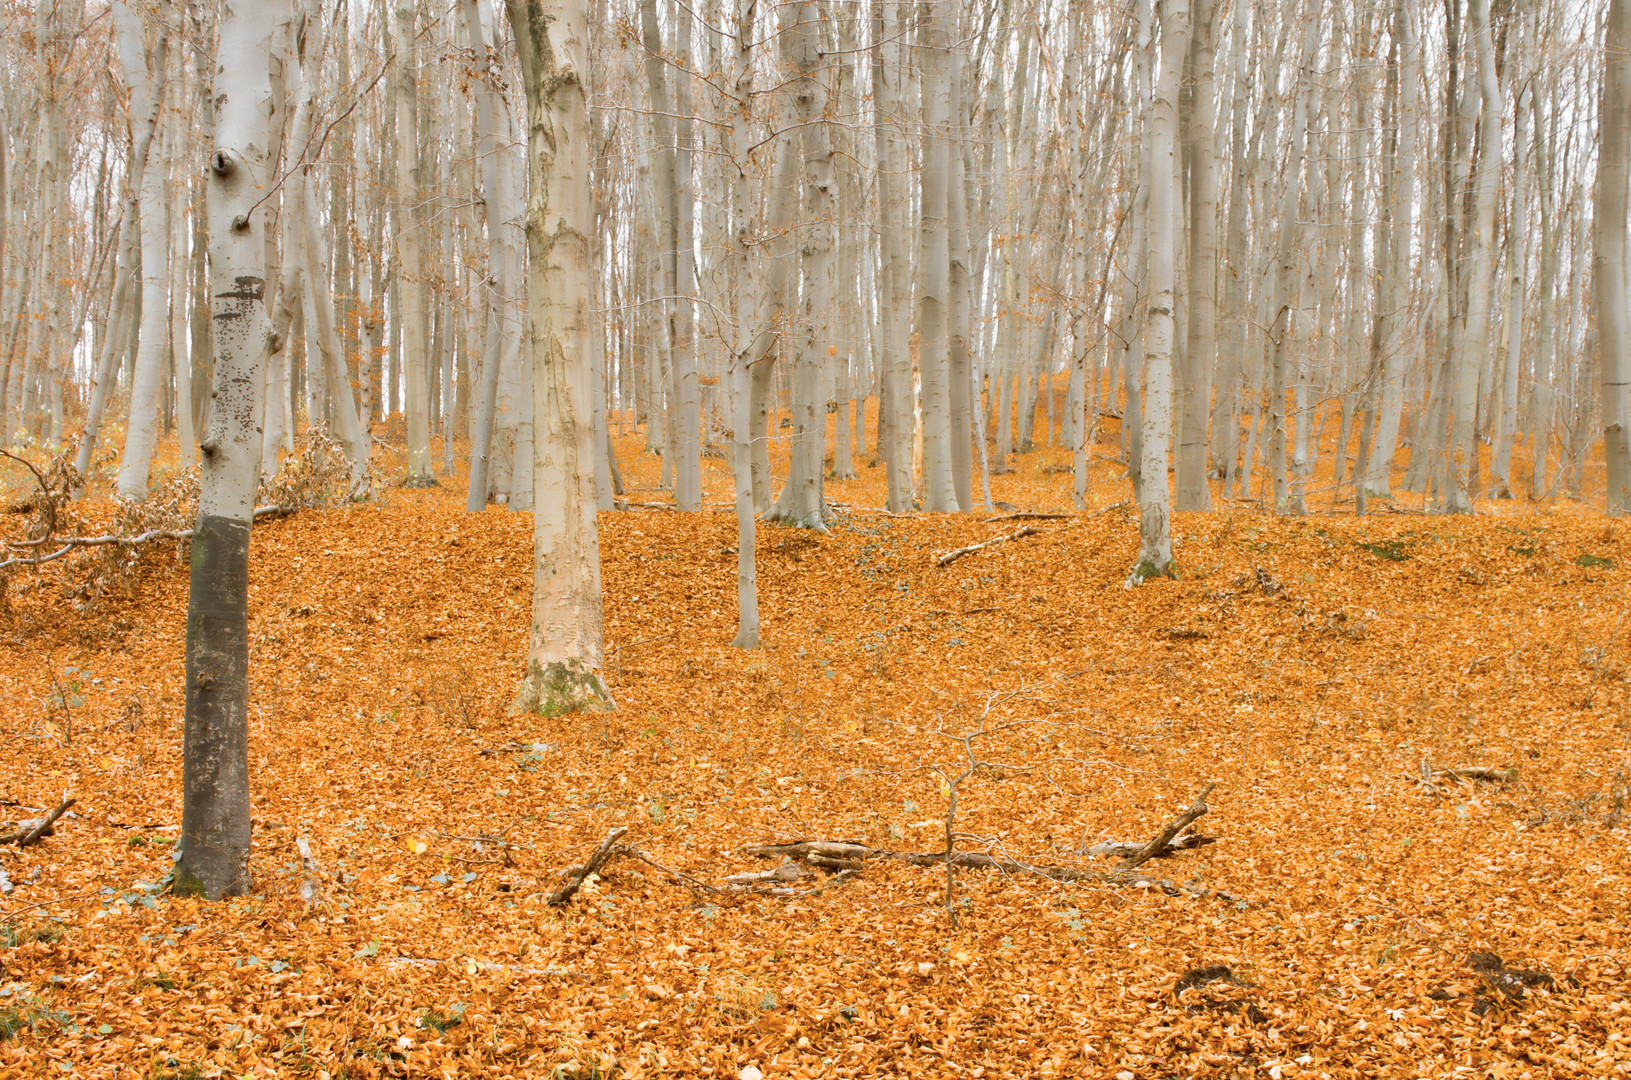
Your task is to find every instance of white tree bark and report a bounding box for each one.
[1443,0,1503,513]
[114,0,172,499]
[1362,0,1418,498]
[1132,0,1185,584]
[396,0,435,486]
[507,0,609,712]
[1175,0,1216,512]
[728,0,760,648]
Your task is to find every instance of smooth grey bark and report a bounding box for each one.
[916,0,957,512]
[461,0,522,512]
[767,0,833,528]
[1600,0,1631,511]
[873,0,913,511]
[1529,79,1558,501]
[1175,0,1216,512]
[1361,0,1418,499]
[114,0,171,499]
[728,0,760,648]
[178,0,286,902]
[1266,18,1319,514]
[1443,0,1503,513]
[507,0,610,712]
[395,0,435,486]
[1491,74,1531,497]
[1131,0,1185,585]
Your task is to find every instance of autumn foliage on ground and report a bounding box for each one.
[1,412,1628,1079]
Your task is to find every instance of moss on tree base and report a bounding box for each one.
[1126,558,1177,587]
[511,659,612,717]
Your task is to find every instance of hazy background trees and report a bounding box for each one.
[2,0,1628,543]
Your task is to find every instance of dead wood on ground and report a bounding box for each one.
[0,797,75,847]
[934,526,1039,567]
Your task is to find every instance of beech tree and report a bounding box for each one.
[175,0,288,900]
[507,0,610,712]
[6,0,1631,640]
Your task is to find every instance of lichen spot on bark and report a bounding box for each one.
[511,659,611,717]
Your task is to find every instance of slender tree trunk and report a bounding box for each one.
[728,0,760,647]
[396,0,434,485]
[1175,0,1215,511]
[1529,81,1557,501]
[1132,0,1185,583]
[115,0,171,499]
[1443,0,1503,512]
[1600,0,1631,510]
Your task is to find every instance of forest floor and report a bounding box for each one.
[1,410,1629,1079]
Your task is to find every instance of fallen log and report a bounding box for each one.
[1413,760,1517,794]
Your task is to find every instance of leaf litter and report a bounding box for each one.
[0,424,1628,1078]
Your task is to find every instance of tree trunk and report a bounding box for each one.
[728,0,760,648]
[114,0,171,499]
[507,0,610,713]
[396,0,435,486]
[1175,0,1216,512]
[178,0,287,901]
[1599,0,1631,511]
[1132,0,1185,584]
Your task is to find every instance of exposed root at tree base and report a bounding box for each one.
[511,659,614,717]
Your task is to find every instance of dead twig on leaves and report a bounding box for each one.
[548,828,629,905]
[933,525,1039,568]
[1414,759,1517,795]
[1083,832,1216,860]
[0,797,76,847]
[1120,783,1217,870]
[733,838,1235,900]
[980,511,1071,524]
[545,828,725,906]
[0,505,293,572]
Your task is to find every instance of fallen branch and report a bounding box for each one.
[1120,784,1216,870]
[934,525,1038,568]
[1414,761,1517,794]
[0,505,294,572]
[735,836,1234,899]
[617,847,725,899]
[980,511,1070,524]
[547,827,628,905]
[1084,831,1216,860]
[0,797,76,847]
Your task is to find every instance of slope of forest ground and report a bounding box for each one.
[1,418,1629,1079]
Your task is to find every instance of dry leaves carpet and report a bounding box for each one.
[1,430,1629,1079]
